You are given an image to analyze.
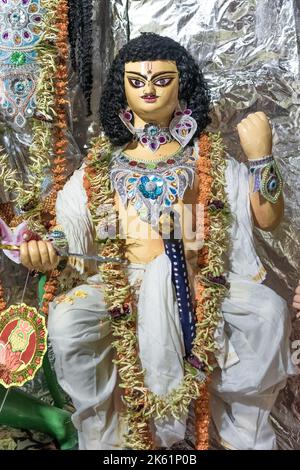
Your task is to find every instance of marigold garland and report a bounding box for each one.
[39,0,70,314]
[194,132,231,449]
[195,377,211,449]
[0,202,14,226]
[44,0,69,228]
[83,133,231,450]
[0,280,7,312]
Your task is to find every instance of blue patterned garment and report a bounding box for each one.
[164,239,196,359]
[0,0,44,127]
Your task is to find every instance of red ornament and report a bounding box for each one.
[0,304,47,388]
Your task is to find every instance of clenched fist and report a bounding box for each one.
[237,112,272,160]
[20,240,59,273]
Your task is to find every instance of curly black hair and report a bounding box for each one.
[68,0,93,115]
[99,33,211,146]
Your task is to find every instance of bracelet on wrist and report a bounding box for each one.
[45,228,69,257]
[248,155,283,203]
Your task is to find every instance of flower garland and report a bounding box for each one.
[83,137,153,449]
[0,280,7,312]
[14,0,62,231]
[0,202,14,226]
[83,133,231,449]
[194,133,231,367]
[42,0,69,228]
[39,0,69,316]
[194,132,231,449]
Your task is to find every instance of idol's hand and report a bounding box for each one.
[20,240,59,273]
[293,280,300,318]
[237,112,272,160]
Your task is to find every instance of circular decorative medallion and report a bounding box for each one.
[8,8,29,30]
[0,303,47,388]
[0,0,43,49]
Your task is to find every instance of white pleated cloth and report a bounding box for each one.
[130,254,187,447]
[48,253,187,449]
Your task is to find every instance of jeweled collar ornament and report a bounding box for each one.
[0,0,44,127]
[109,146,197,226]
[119,109,172,152]
[119,106,198,152]
[137,122,172,152]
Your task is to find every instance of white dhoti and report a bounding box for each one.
[48,255,294,450]
[48,253,187,450]
[210,276,295,450]
[206,156,297,449]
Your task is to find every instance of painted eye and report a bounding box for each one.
[128,78,145,88]
[153,77,173,87]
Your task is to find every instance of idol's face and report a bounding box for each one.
[124,60,179,125]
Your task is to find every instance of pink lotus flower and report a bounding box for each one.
[0,218,41,264]
[0,219,27,263]
[0,342,22,372]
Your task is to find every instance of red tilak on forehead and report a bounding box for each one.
[145,61,152,75]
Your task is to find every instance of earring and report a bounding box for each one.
[119,108,135,134]
[169,105,198,147]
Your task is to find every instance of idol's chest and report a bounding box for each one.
[109,147,197,225]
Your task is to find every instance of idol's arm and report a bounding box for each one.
[249,190,283,231]
[237,111,283,231]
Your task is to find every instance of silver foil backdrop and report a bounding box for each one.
[0,0,299,449]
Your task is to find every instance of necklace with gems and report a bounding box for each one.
[119,111,173,153]
[109,146,197,226]
[134,122,172,152]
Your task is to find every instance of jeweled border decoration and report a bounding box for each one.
[0,303,47,388]
[0,0,44,127]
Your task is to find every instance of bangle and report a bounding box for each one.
[248,155,283,204]
[45,228,69,256]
